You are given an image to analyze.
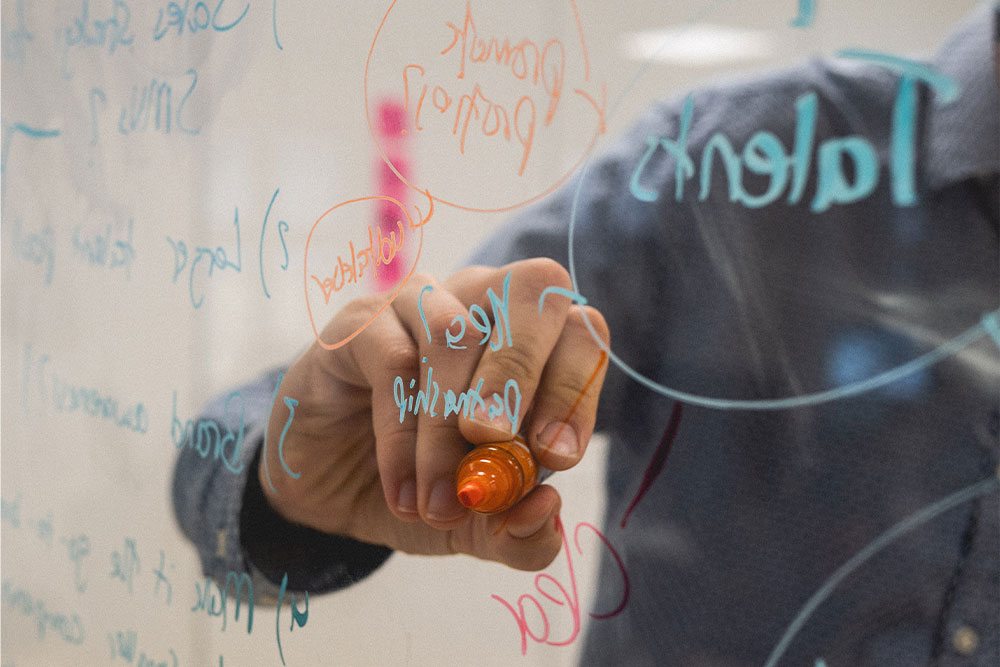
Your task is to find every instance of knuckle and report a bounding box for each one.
[407,272,436,290]
[489,343,542,385]
[513,257,571,297]
[380,341,420,377]
[422,307,470,350]
[447,265,492,286]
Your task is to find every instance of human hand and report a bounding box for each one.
[260,258,609,571]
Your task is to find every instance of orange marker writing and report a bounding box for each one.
[455,435,543,514]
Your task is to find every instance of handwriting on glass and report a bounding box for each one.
[492,518,629,655]
[630,53,957,213]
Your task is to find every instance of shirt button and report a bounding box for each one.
[951,626,979,656]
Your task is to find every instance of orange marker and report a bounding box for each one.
[455,436,541,514]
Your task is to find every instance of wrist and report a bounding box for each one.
[241,446,393,591]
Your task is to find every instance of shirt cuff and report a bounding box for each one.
[239,435,394,595]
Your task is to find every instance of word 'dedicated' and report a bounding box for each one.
[303,195,427,350]
[310,220,405,302]
[365,0,606,212]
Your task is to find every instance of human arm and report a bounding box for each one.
[256,259,610,572]
[172,367,394,597]
[173,259,611,593]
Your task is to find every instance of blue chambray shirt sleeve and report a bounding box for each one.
[171,367,391,599]
[171,370,276,592]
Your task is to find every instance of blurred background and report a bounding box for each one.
[2,1,983,664]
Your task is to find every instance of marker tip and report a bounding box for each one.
[457,482,486,508]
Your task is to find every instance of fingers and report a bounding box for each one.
[524,305,610,470]
[342,259,608,553]
[449,260,609,472]
[392,277,483,529]
[454,485,564,571]
[340,297,422,522]
[449,258,576,444]
[361,484,564,572]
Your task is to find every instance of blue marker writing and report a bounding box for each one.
[2,0,34,64]
[790,0,816,28]
[9,219,55,286]
[153,0,249,41]
[153,550,174,605]
[627,53,957,212]
[259,188,290,299]
[1,579,85,645]
[190,570,254,634]
[110,537,140,594]
[1,123,60,186]
[168,205,242,309]
[72,218,135,279]
[261,372,300,493]
[172,390,246,474]
[118,69,200,136]
[272,0,283,50]
[64,0,134,55]
[275,573,308,666]
[61,534,91,594]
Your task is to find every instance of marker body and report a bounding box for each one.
[455,436,539,514]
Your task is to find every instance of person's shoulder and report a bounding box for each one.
[661,57,902,141]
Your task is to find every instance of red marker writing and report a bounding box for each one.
[455,435,543,513]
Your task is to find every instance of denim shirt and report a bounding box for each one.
[173,5,1000,664]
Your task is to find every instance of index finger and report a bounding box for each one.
[445,258,575,444]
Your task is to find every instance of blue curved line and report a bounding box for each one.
[572,308,993,411]
[538,285,587,314]
[762,476,1000,667]
[259,188,280,299]
[837,49,960,103]
[11,123,59,139]
[981,310,1000,349]
[417,284,435,344]
[272,0,283,50]
[278,396,300,479]
[555,5,1000,666]
[564,1,994,412]
[567,0,746,406]
[261,372,285,494]
[600,0,734,126]
[2,123,61,175]
[789,0,816,28]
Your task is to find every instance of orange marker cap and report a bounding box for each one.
[455,436,539,514]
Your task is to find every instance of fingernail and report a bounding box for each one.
[427,478,463,522]
[397,479,417,515]
[471,410,517,436]
[538,422,579,461]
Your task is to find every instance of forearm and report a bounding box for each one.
[171,367,392,597]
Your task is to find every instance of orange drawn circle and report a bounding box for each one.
[363,0,605,214]
[303,195,424,350]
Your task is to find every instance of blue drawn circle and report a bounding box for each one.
[563,0,993,411]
